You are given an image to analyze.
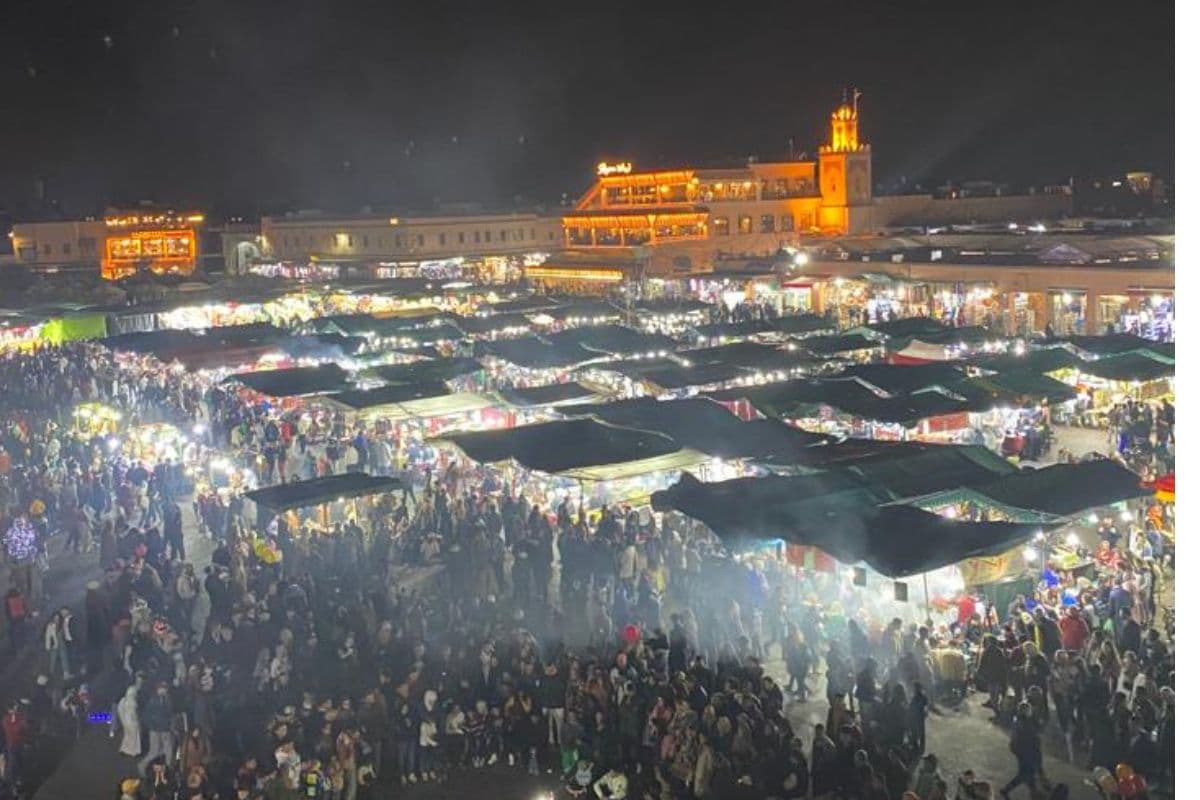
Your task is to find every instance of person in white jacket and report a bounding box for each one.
[116,684,142,758]
[43,608,73,679]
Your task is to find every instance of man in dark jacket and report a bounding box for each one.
[1118,608,1143,656]
[1000,703,1043,799]
[537,662,566,750]
[140,681,176,772]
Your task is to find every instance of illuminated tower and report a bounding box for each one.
[818,89,873,233]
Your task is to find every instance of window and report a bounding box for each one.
[500,230,507,242]
[395,234,402,246]
[760,215,775,233]
[62,242,71,255]
[438,233,446,246]
[530,228,536,240]
[458,232,465,244]
[417,234,425,247]
[362,235,368,247]
[79,237,96,254]
[474,231,481,243]
[549,230,555,240]
[780,213,794,232]
[713,217,730,236]
[484,230,491,242]
[517,228,524,241]
[42,243,51,256]
[738,215,752,234]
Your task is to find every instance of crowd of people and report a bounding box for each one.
[0,335,1174,800]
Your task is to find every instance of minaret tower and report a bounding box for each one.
[819,88,873,233]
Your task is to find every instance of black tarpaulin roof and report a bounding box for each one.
[973,459,1152,516]
[317,312,446,337]
[770,314,837,335]
[537,300,624,322]
[365,357,482,384]
[383,325,465,348]
[1076,352,1175,382]
[226,363,352,397]
[835,363,967,395]
[887,326,997,353]
[546,325,678,356]
[500,382,601,407]
[277,334,367,359]
[325,381,452,410]
[651,472,1047,577]
[634,299,711,315]
[437,417,682,474]
[868,317,951,339]
[972,348,1087,375]
[694,320,775,340]
[246,474,403,512]
[841,444,1017,499]
[1055,334,1174,359]
[102,329,202,354]
[584,357,682,378]
[556,397,831,461]
[677,342,785,367]
[485,296,561,314]
[950,372,1077,406]
[480,336,598,369]
[453,313,533,335]
[639,362,747,390]
[797,333,882,355]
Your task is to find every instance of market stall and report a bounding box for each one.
[73,402,123,436]
[245,473,404,533]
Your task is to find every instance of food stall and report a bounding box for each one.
[73,403,123,436]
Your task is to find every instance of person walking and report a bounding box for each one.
[139,682,175,772]
[117,683,142,759]
[1000,702,1044,799]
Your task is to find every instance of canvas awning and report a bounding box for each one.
[436,417,682,475]
[1076,352,1175,383]
[557,397,832,462]
[225,363,353,398]
[365,357,483,384]
[651,472,1048,577]
[481,336,599,369]
[501,382,604,407]
[972,459,1151,517]
[245,473,403,512]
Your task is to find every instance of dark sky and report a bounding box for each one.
[0,0,1173,218]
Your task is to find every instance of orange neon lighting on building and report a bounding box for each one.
[524,266,625,283]
[102,229,198,280]
[563,212,709,229]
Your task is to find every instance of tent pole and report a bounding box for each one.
[922,572,932,627]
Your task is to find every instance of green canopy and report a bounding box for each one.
[41,314,108,343]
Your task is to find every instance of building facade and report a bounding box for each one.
[254,211,562,282]
[11,210,205,279]
[532,97,1075,290]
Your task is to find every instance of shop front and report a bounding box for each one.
[1096,292,1174,341]
[1048,289,1087,336]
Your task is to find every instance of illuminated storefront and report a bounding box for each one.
[1096,292,1174,340]
[102,211,203,280]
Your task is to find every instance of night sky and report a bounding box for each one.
[0,0,1173,218]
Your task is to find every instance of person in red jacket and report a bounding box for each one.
[1058,606,1090,652]
[2,701,28,783]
